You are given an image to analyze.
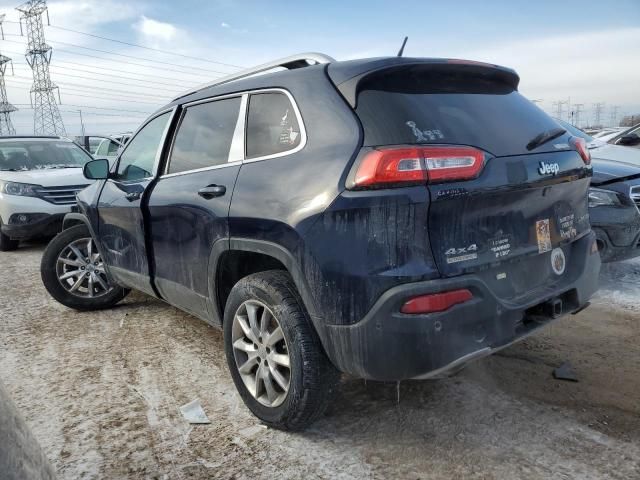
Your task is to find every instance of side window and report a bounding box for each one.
[115,112,171,181]
[168,97,241,174]
[107,141,120,156]
[246,92,302,159]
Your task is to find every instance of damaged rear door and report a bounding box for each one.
[354,64,592,299]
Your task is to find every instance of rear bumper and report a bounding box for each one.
[320,232,600,381]
[1,213,65,240]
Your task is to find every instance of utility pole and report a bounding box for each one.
[77,109,85,137]
[609,105,620,127]
[0,15,17,135]
[593,102,605,127]
[572,103,584,127]
[16,0,65,136]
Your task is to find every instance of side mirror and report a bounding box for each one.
[83,158,110,180]
[618,133,640,147]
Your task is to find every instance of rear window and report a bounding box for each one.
[355,67,564,157]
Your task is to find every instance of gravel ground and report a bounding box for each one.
[1,242,639,479]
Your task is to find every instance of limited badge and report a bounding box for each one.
[550,248,566,275]
[536,219,552,253]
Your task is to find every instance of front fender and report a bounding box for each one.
[61,212,120,287]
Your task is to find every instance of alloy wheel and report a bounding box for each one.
[231,300,291,407]
[55,237,113,298]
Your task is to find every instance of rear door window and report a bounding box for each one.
[355,66,565,157]
[168,97,242,174]
[246,92,302,159]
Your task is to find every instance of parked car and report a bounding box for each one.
[591,127,626,139]
[556,119,640,262]
[0,136,94,251]
[604,123,640,149]
[94,136,124,160]
[74,135,112,155]
[40,54,600,430]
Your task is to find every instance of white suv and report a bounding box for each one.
[0,136,94,251]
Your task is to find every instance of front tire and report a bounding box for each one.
[40,224,129,310]
[223,270,339,430]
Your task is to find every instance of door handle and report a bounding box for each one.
[125,191,141,202]
[198,185,226,199]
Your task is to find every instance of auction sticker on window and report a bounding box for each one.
[536,219,552,253]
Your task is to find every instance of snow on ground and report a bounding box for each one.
[597,257,640,313]
[1,244,639,479]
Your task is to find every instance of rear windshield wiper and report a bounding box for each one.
[526,128,566,151]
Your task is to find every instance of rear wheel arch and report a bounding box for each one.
[209,238,320,327]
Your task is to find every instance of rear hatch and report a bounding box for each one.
[335,60,592,299]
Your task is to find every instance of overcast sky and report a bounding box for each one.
[0,0,638,135]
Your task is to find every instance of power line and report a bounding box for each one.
[36,69,183,93]
[14,103,153,114]
[7,74,173,99]
[0,38,218,78]
[16,105,148,117]
[53,59,202,85]
[2,19,244,69]
[4,49,201,86]
[54,47,218,78]
[46,39,235,75]
[6,79,171,107]
[47,65,191,90]
[6,78,166,105]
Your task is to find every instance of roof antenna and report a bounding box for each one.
[397,36,408,57]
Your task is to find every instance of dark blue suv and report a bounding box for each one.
[41,53,600,430]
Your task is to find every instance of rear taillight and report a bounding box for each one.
[400,289,473,314]
[351,146,485,189]
[569,137,591,165]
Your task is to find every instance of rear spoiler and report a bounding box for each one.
[327,57,520,108]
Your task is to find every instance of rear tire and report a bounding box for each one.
[0,225,19,252]
[40,224,129,310]
[223,270,339,430]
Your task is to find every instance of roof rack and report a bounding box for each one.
[174,52,335,101]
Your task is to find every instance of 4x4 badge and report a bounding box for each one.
[539,161,560,175]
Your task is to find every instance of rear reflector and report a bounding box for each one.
[569,137,591,165]
[400,289,473,314]
[351,146,485,188]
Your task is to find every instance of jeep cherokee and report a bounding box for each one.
[40,53,600,430]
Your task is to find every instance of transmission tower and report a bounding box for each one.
[609,105,620,127]
[16,0,65,136]
[572,103,584,127]
[552,100,568,121]
[0,15,17,135]
[592,102,605,127]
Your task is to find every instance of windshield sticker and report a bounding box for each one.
[445,243,478,264]
[406,121,444,142]
[536,219,552,253]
